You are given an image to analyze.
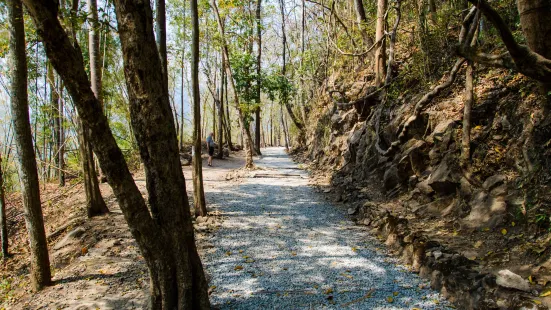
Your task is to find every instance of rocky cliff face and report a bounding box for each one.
[298,66,551,308]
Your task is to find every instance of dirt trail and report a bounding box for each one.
[203,147,450,309]
[5,149,450,309]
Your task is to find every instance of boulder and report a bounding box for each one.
[496,269,531,292]
[428,155,459,195]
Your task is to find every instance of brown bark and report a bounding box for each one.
[517,0,551,95]
[22,0,210,308]
[9,0,51,289]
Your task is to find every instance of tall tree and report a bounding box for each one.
[156,0,168,85]
[0,152,8,258]
[254,0,262,154]
[191,0,208,217]
[23,0,210,307]
[47,64,61,183]
[9,0,51,290]
[374,0,387,86]
[354,0,374,51]
[279,0,305,145]
[217,53,225,159]
[212,0,255,168]
[85,0,109,217]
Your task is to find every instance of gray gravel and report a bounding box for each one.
[204,147,451,309]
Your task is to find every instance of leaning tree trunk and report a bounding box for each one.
[8,0,51,290]
[22,0,210,308]
[191,0,208,217]
[0,153,8,258]
[212,0,254,168]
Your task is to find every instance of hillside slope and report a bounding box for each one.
[296,61,551,308]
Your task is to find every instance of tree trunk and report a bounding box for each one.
[87,0,106,184]
[224,76,233,150]
[281,105,289,151]
[86,0,108,214]
[517,0,551,97]
[212,0,254,168]
[191,0,208,217]
[217,53,225,159]
[255,0,262,154]
[179,0,186,151]
[375,0,387,87]
[0,153,8,258]
[156,0,168,87]
[58,81,65,186]
[354,0,374,51]
[180,55,186,151]
[23,0,210,307]
[47,64,60,181]
[279,0,305,145]
[9,0,51,289]
[78,120,109,217]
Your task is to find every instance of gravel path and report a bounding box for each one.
[204,147,451,309]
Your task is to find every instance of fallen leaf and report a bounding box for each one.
[234,265,243,271]
[540,288,551,297]
[324,288,333,294]
[501,228,507,235]
[533,300,542,305]
[386,296,394,303]
[225,251,232,256]
[511,222,516,227]
[474,240,483,248]
[393,291,399,296]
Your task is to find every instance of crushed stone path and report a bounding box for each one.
[204,147,452,309]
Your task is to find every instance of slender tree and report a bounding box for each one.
[0,152,8,258]
[156,0,168,85]
[191,0,208,217]
[254,0,262,154]
[217,53,225,159]
[85,0,109,217]
[9,0,51,290]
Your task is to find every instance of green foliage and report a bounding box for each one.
[262,67,295,105]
